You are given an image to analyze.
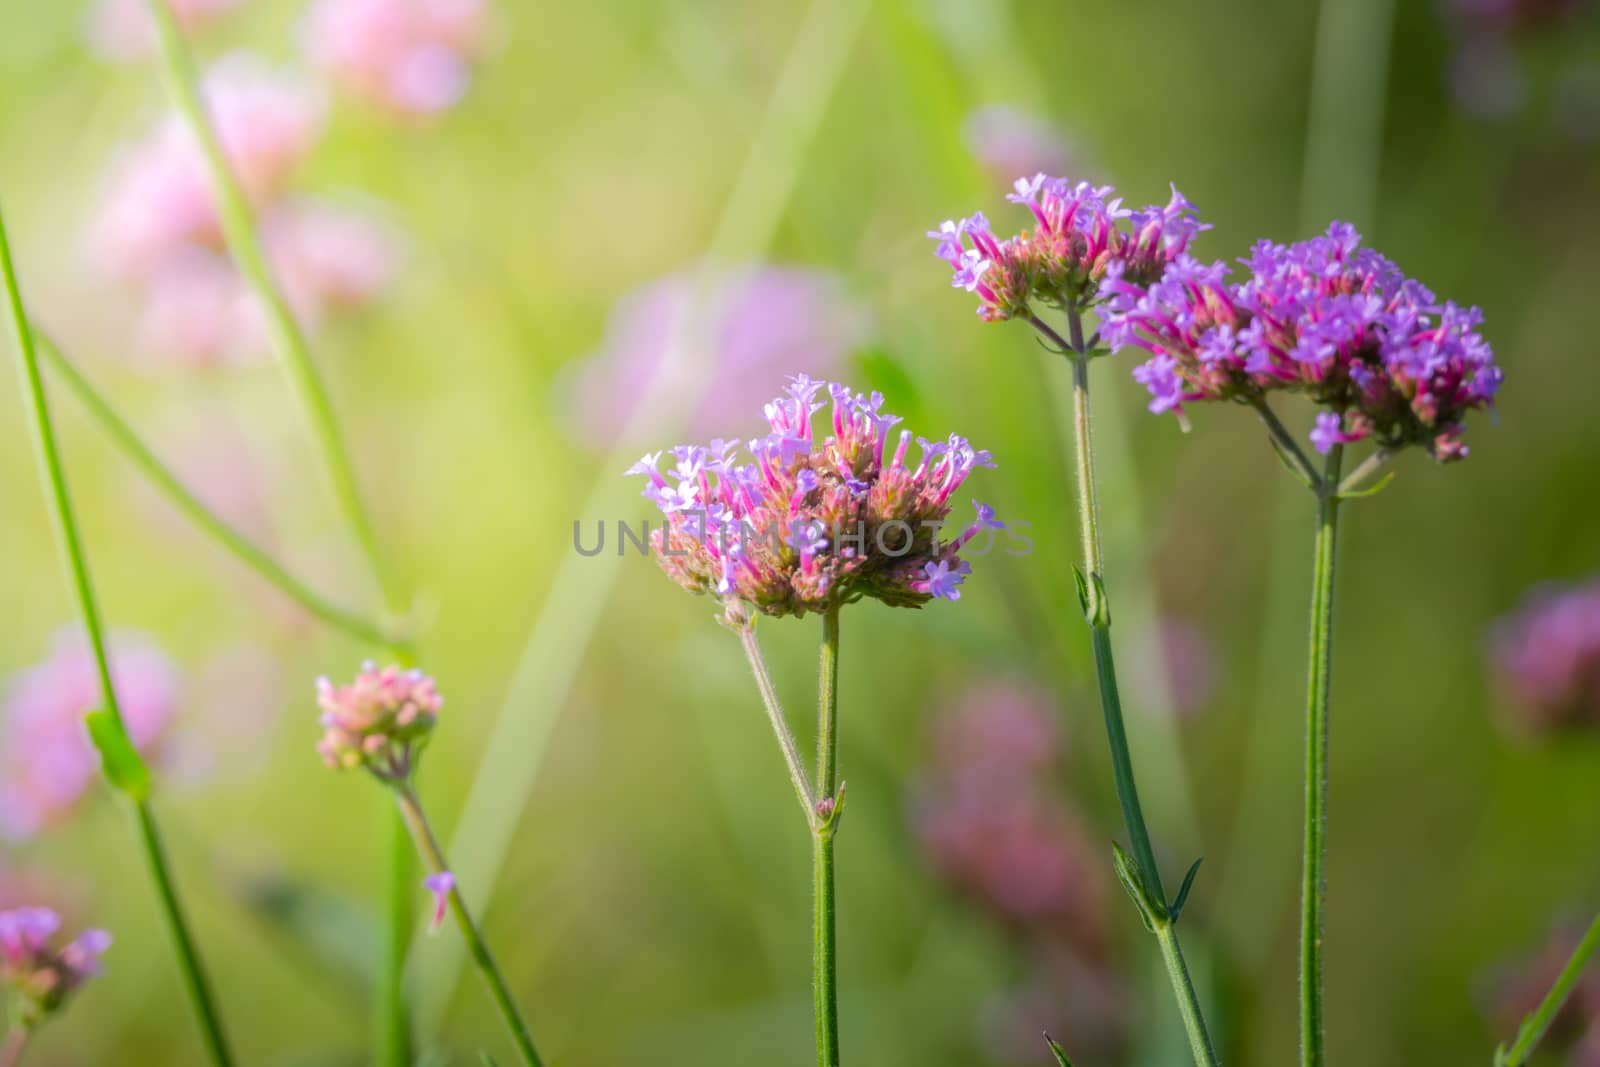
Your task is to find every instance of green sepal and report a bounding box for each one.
[1045,1034,1075,1066]
[1111,841,1166,932]
[1168,857,1204,923]
[84,709,150,800]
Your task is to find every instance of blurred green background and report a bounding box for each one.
[1,0,1598,1064]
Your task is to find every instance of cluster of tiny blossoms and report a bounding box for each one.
[1101,221,1502,461]
[0,907,110,1027]
[628,376,1001,619]
[929,173,1208,321]
[315,663,441,780]
[1491,577,1600,735]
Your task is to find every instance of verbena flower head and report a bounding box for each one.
[0,629,178,841]
[315,663,442,781]
[628,377,1001,620]
[1490,577,1600,735]
[1102,221,1502,462]
[0,907,110,1027]
[929,174,1208,321]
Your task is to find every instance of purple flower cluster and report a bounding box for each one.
[0,907,111,1026]
[315,662,442,780]
[1101,221,1502,461]
[929,173,1207,321]
[1490,577,1600,735]
[628,376,1000,619]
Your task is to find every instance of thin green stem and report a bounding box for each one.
[32,329,392,647]
[143,5,418,1054]
[143,0,404,619]
[393,783,545,1067]
[0,201,235,1067]
[813,606,841,1067]
[1300,445,1344,1067]
[376,801,414,1067]
[1,1028,29,1067]
[1496,912,1600,1066]
[737,625,820,824]
[1061,305,1219,1067]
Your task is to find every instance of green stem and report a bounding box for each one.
[1496,912,1600,1066]
[0,200,235,1067]
[813,606,841,1067]
[32,329,392,647]
[143,4,418,1054]
[393,784,545,1067]
[737,625,820,823]
[1062,306,1219,1067]
[376,802,414,1067]
[1300,445,1343,1067]
[143,0,404,619]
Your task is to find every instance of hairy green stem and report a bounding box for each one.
[813,607,841,1067]
[393,784,545,1067]
[738,625,820,823]
[1060,306,1219,1066]
[1496,912,1600,1066]
[33,330,391,646]
[376,801,414,1067]
[0,202,234,1067]
[143,4,419,1055]
[1300,445,1343,1067]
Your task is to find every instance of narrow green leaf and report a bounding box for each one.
[84,709,150,800]
[1072,565,1091,620]
[1089,573,1112,628]
[1045,1033,1075,1066]
[479,1053,501,1067]
[1337,471,1396,500]
[1168,857,1204,923]
[1267,433,1315,489]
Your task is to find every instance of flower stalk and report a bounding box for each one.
[1049,305,1220,1067]
[143,2,419,1056]
[813,606,841,1067]
[1300,445,1342,1067]
[1494,911,1600,1067]
[0,203,234,1067]
[392,783,545,1067]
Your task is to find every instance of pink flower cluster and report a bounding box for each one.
[304,0,491,117]
[90,55,398,365]
[0,630,179,841]
[929,173,1208,321]
[628,376,1000,619]
[1101,221,1502,461]
[565,266,867,449]
[1490,577,1600,735]
[316,663,442,780]
[908,681,1125,1059]
[0,907,111,1026]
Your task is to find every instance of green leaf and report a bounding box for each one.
[1168,857,1204,923]
[1072,566,1091,618]
[1045,1034,1075,1066]
[1266,433,1315,489]
[1111,841,1164,932]
[1337,471,1396,500]
[83,709,150,800]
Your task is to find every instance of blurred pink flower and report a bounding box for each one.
[86,0,245,62]
[304,0,492,117]
[962,105,1079,191]
[134,411,277,542]
[977,947,1130,1066]
[0,630,180,841]
[1129,617,1220,719]
[136,251,262,365]
[92,54,325,283]
[1487,921,1600,1060]
[1490,576,1600,736]
[910,682,1106,948]
[565,266,868,448]
[263,198,402,323]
